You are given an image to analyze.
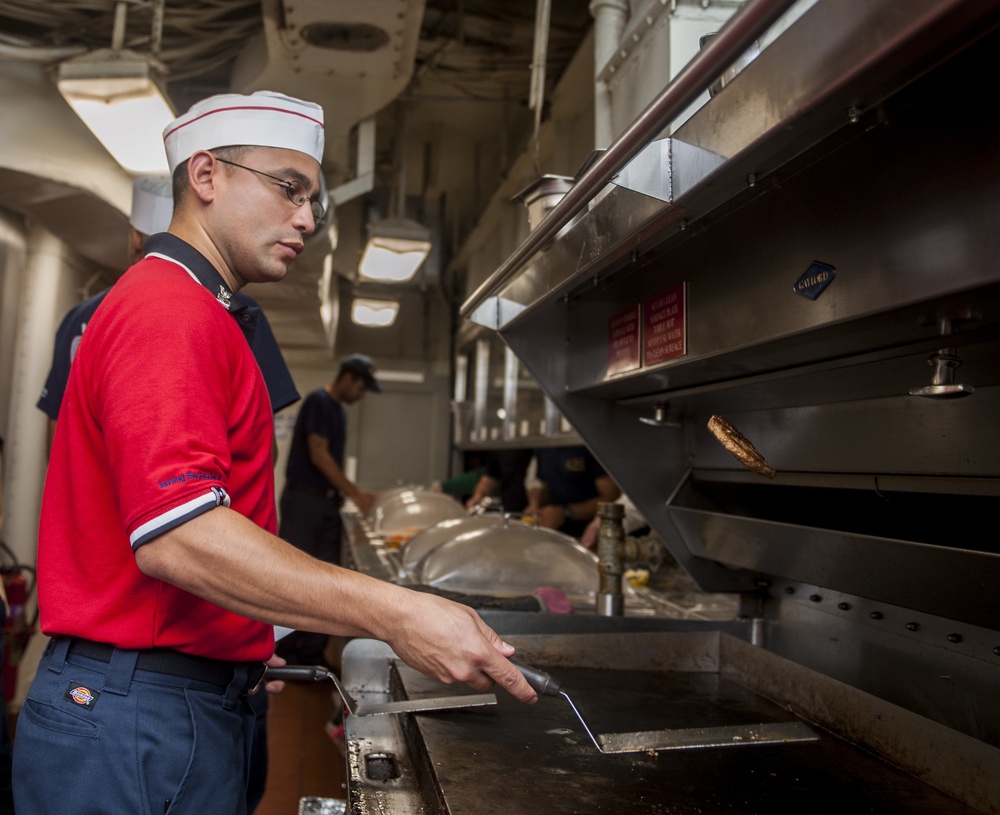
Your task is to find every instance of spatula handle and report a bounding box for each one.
[263,665,331,683]
[511,658,561,696]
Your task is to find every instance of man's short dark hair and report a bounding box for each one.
[171,145,255,206]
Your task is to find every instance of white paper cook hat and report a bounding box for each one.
[162,91,325,174]
[129,176,173,236]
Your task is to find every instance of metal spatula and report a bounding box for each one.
[264,664,497,717]
[512,659,817,755]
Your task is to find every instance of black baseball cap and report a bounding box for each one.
[339,353,381,393]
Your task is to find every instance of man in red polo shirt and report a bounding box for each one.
[14,91,536,815]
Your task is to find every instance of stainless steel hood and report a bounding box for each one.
[456,0,1000,791]
[461,0,1000,603]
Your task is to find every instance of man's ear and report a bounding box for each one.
[187,151,220,204]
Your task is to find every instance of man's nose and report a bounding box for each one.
[292,201,316,234]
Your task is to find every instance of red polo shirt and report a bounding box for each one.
[38,236,276,662]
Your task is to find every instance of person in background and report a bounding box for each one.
[464,449,534,513]
[525,445,621,538]
[36,176,172,450]
[280,353,381,560]
[13,90,536,815]
[276,353,381,667]
[433,451,486,506]
[34,173,297,813]
[37,176,299,451]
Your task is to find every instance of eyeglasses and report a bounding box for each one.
[214,156,325,222]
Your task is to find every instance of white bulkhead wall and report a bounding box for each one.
[0,62,133,269]
[1,227,86,568]
[0,61,132,568]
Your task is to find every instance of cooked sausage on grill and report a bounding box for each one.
[707,415,777,478]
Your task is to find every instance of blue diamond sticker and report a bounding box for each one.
[793,261,836,300]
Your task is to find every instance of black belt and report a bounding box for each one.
[66,639,266,693]
[286,482,340,501]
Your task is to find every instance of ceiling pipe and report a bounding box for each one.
[528,0,553,176]
[392,103,410,219]
[461,0,799,319]
[0,43,86,61]
[111,1,128,50]
[590,0,629,150]
[329,118,376,206]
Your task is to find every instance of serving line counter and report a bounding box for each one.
[342,502,728,620]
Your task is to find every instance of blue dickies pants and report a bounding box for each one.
[13,638,258,815]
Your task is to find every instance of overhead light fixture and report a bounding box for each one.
[358,217,432,283]
[57,48,175,175]
[351,297,400,328]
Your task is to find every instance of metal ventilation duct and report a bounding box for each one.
[232,0,426,181]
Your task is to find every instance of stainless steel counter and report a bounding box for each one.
[343,633,998,814]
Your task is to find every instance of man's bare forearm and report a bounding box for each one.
[465,474,498,508]
[141,507,396,637]
[138,507,539,701]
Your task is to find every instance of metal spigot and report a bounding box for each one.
[639,401,681,427]
[909,349,974,399]
[621,534,668,572]
[596,501,625,616]
[910,312,976,399]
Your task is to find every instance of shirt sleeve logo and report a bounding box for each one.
[157,471,224,489]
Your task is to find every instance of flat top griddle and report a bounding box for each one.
[397,664,980,815]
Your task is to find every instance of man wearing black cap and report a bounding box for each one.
[280,353,380,566]
[277,353,381,666]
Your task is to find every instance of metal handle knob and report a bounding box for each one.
[639,402,680,427]
[909,349,974,399]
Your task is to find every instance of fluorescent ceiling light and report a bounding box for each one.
[57,49,174,175]
[351,297,400,328]
[376,370,425,384]
[358,217,432,283]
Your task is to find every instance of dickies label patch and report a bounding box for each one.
[65,682,99,710]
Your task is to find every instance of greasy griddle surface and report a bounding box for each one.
[396,665,979,815]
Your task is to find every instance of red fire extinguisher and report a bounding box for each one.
[2,568,35,704]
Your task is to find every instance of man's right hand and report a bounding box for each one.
[381,589,538,704]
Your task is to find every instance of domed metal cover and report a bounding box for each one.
[371,489,464,543]
[414,523,599,601]
[400,514,505,577]
[368,486,418,518]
